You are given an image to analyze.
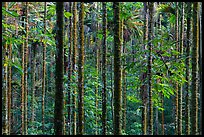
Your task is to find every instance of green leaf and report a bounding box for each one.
[169,14,175,24]
[2,7,19,17]
[12,62,23,75]
[97,33,103,40]
[64,11,72,18]
[47,39,55,46]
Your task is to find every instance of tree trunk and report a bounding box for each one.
[20,2,26,135]
[102,2,107,135]
[121,16,127,134]
[94,3,100,135]
[161,94,165,135]
[148,2,153,135]
[8,40,12,135]
[31,42,37,130]
[185,2,191,135]
[54,2,64,135]
[42,2,46,134]
[72,2,77,135]
[174,2,179,135]
[67,2,73,135]
[141,2,148,135]
[2,2,9,135]
[78,2,85,135]
[191,2,199,135]
[113,2,122,135]
[178,2,184,135]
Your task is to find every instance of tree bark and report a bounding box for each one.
[78,2,85,135]
[2,2,9,135]
[54,2,64,135]
[72,2,77,135]
[42,2,46,134]
[191,2,199,135]
[113,2,122,135]
[174,2,179,135]
[148,2,153,135]
[185,2,191,135]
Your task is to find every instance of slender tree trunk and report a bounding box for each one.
[174,2,179,135]
[24,2,29,135]
[110,54,114,134]
[31,42,37,130]
[102,2,107,135]
[21,3,26,135]
[122,63,127,133]
[8,40,12,135]
[54,2,64,135]
[78,2,85,135]
[42,2,46,134]
[121,17,127,133]
[161,94,165,135]
[148,2,153,135]
[185,2,191,135]
[178,2,184,135]
[67,2,73,135]
[95,3,99,135]
[141,2,148,135]
[199,2,202,135]
[113,2,122,135]
[2,2,8,135]
[191,2,199,135]
[72,2,77,135]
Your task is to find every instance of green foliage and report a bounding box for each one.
[64,11,72,18]
[2,7,19,17]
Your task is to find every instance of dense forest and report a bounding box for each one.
[2,2,202,135]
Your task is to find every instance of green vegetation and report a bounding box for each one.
[2,2,202,135]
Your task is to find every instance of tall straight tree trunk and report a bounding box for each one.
[174,2,179,135]
[121,17,127,133]
[161,94,165,135]
[113,2,122,135]
[78,2,85,135]
[148,2,153,135]
[95,3,99,135]
[2,2,8,135]
[24,2,29,135]
[102,2,107,135]
[67,2,73,135]
[42,2,46,134]
[191,2,199,135]
[20,2,27,135]
[178,2,184,135]
[8,39,12,135]
[199,2,202,135]
[122,60,127,134]
[72,2,77,135]
[141,2,148,135]
[185,2,191,135]
[31,42,37,130]
[54,2,64,135]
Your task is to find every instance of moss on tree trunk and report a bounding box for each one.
[113,2,122,135]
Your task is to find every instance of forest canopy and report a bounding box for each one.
[2,2,202,135]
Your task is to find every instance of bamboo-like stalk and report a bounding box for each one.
[148,2,153,135]
[72,2,77,135]
[78,2,85,135]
